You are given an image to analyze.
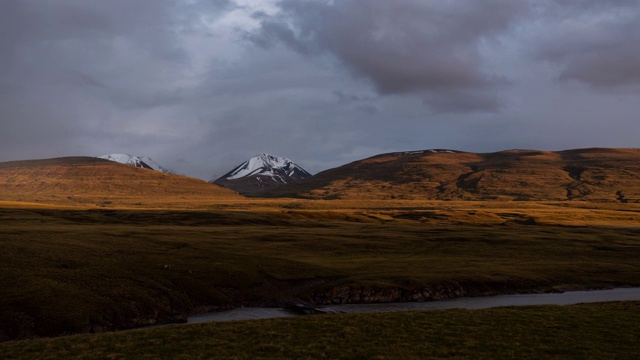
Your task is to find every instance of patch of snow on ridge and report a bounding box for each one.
[393,149,459,156]
[97,154,174,174]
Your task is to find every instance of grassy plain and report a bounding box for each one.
[1,301,639,359]
[2,199,640,340]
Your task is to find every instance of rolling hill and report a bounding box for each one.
[0,157,241,207]
[258,148,640,201]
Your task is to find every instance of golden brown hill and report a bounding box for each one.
[259,148,640,202]
[0,157,242,207]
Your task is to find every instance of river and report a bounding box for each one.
[188,287,640,324]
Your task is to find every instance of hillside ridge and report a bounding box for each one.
[258,148,640,202]
[0,156,241,207]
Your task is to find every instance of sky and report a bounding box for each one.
[1,0,639,180]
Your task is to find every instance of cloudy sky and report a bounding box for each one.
[1,0,639,179]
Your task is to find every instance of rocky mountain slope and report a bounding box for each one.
[258,148,640,202]
[212,153,312,195]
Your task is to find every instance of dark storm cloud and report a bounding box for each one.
[248,0,528,112]
[535,0,640,90]
[333,90,378,114]
[1,0,639,180]
[1,0,233,108]
[0,0,233,162]
[1,0,188,60]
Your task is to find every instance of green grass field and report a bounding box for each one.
[2,201,640,340]
[1,301,639,359]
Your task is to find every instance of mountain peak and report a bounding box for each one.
[212,154,312,195]
[97,154,174,174]
[222,153,310,181]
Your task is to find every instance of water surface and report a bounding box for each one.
[188,287,640,324]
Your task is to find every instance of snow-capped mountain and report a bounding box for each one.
[212,153,312,195]
[221,153,311,182]
[97,154,174,174]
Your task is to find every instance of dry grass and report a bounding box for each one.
[1,155,640,343]
[1,302,639,359]
[0,157,241,208]
[1,199,640,340]
[262,148,640,201]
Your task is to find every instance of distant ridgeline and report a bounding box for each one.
[257,148,640,202]
[1,148,639,202]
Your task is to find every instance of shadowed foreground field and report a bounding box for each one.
[1,200,640,340]
[1,302,639,359]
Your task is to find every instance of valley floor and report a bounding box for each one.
[1,199,640,342]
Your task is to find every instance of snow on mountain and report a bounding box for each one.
[97,154,174,174]
[212,154,312,194]
[222,153,311,182]
[393,149,459,156]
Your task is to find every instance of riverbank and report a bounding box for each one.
[2,301,639,359]
[188,287,640,323]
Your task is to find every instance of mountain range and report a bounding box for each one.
[1,148,640,204]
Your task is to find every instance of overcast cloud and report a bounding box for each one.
[1,0,639,180]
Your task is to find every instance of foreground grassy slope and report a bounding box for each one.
[1,302,639,359]
[2,201,640,340]
[261,148,640,201]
